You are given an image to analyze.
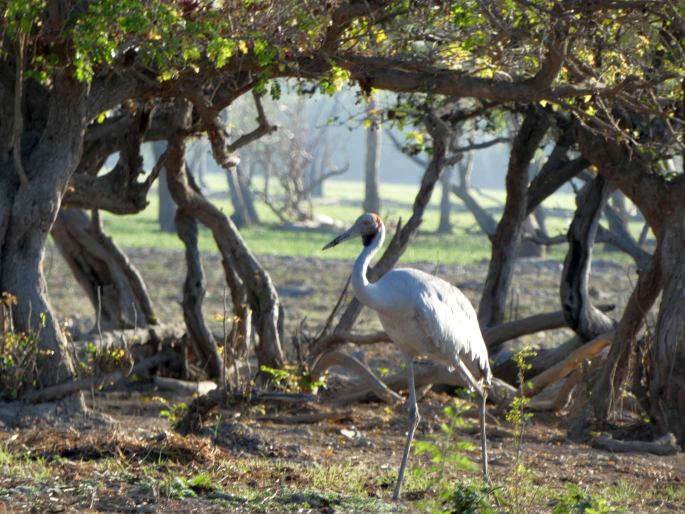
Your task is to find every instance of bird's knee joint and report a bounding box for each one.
[409,408,420,425]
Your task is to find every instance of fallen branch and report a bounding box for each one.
[527,368,582,412]
[484,305,614,349]
[256,410,353,424]
[25,352,182,402]
[524,332,613,397]
[311,351,402,404]
[327,362,515,406]
[153,376,217,396]
[313,331,390,348]
[590,433,681,456]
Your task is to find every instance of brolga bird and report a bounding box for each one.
[323,212,492,500]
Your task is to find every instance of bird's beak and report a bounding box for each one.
[322,226,357,251]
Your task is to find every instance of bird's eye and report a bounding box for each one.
[362,220,370,225]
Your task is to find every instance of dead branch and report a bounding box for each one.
[19,353,177,403]
[590,433,681,456]
[524,332,613,397]
[314,330,390,348]
[153,376,218,396]
[327,362,515,406]
[484,305,614,349]
[256,410,353,424]
[72,323,186,351]
[311,351,402,404]
[527,368,582,412]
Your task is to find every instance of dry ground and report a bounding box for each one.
[0,247,682,513]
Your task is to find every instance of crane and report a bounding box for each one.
[323,212,491,500]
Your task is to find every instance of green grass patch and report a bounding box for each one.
[100,178,644,266]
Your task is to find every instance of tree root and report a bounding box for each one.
[590,433,681,456]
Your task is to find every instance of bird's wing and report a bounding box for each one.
[413,278,491,382]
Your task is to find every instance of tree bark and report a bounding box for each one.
[51,208,157,330]
[0,71,86,389]
[560,175,616,341]
[363,97,382,214]
[478,106,550,328]
[649,211,685,442]
[592,246,662,419]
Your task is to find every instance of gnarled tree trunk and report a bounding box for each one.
[0,71,85,390]
[51,208,157,330]
[592,246,662,419]
[649,211,685,442]
[166,102,284,368]
[560,175,616,341]
[174,204,223,380]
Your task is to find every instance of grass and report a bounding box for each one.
[99,176,647,266]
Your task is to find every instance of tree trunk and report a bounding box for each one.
[166,103,284,368]
[560,175,616,341]
[437,165,453,234]
[174,206,223,380]
[591,245,662,419]
[153,141,176,233]
[649,210,685,442]
[51,208,157,330]
[363,98,382,214]
[0,72,85,389]
[227,165,259,228]
[518,214,546,258]
[451,151,498,236]
[478,107,549,328]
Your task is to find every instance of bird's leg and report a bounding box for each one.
[393,358,420,501]
[456,360,490,485]
[479,386,491,484]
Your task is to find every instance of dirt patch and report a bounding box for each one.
[3,248,677,512]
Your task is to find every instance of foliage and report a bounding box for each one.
[0,293,42,400]
[259,364,325,393]
[410,401,495,513]
[154,397,189,424]
[79,341,128,377]
[0,329,38,400]
[552,484,616,514]
[500,345,539,512]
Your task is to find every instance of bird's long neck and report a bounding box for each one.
[351,223,385,309]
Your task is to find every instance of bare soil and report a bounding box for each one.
[0,247,682,513]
